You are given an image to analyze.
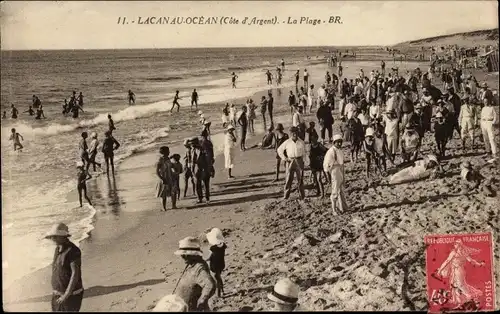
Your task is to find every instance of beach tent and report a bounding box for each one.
[481,50,499,72]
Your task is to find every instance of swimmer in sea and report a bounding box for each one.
[266,70,273,85]
[128,89,136,105]
[70,103,84,119]
[24,106,35,116]
[231,72,238,88]
[35,106,46,119]
[108,114,116,133]
[170,90,181,113]
[76,161,92,207]
[77,92,84,107]
[62,99,69,115]
[11,104,18,119]
[9,128,24,151]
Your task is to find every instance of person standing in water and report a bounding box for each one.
[35,106,46,119]
[77,92,84,107]
[128,90,136,105]
[71,103,84,119]
[266,70,273,85]
[191,89,199,110]
[231,72,238,88]
[102,131,120,175]
[108,114,116,134]
[11,104,18,119]
[237,106,248,151]
[87,132,102,173]
[76,161,92,207]
[170,90,181,113]
[24,106,35,116]
[9,128,24,151]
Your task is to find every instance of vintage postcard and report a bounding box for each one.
[1,0,498,312]
[425,232,495,313]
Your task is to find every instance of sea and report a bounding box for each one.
[1,47,338,289]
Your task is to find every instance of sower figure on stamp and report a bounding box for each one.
[277,126,306,200]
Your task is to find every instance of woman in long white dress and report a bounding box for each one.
[224,125,237,179]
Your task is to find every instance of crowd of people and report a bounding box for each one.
[37,52,499,312]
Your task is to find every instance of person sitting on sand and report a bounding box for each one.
[224,125,237,179]
[182,139,196,198]
[388,154,443,185]
[9,128,24,151]
[206,228,227,298]
[156,146,176,210]
[261,125,275,149]
[324,134,348,215]
[460,161,495,197]
[173,237,215,311]
[102,131,120,175]
[309,134,328,198]
[268,278,301,312]
[170,154,183,201]
[76,161,92,207]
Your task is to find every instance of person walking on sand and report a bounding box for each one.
[237,106,248,151]
[267,278,301,312]
[76,162,92,207]
[102,131,120,175]
[128,90,135,105]
[267,92,274,127]
[171,90,181,113]
[277,126,306,200]
[173,237,215,311]
[273,124,289,182]
[224,125,237,179]
[458,95,477,152]
[324,134,348,215]
[247,99,257,134]
[206,228,227,298]
[156,146,176,210]
[44,223,84,312]
[191,89,199,110]
[182,139,196,198]
[480,98,498,161]
[9,128,24,151]
[231,72,238,88]
[87,132,102,173]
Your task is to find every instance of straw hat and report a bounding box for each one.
[332,134,343,143]
[174,237,203,256]
[152,294,188,312]
[206,228,225,246]
[76,161,84,168]
[227,125,235,131]
[268,278,299,305]
[45,223,71,239]
[365,127,375,137]
[482,82,488,88]
[91,132,97,139]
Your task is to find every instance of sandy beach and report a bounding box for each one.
[4,52,500,312]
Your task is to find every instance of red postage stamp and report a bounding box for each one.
[424,232,495,313]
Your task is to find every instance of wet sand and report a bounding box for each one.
[4,62,499,312]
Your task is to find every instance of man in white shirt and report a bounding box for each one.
[343,97,357,120]
[317,84,327,104]
[277,127,306,200]
[307,84,316,114]
[480,98,498,160]
[458,95,477,151]
[384,109,399,160]
[292,105,306,140]
[323,134,347,214]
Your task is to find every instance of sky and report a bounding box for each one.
[1,1,498,50]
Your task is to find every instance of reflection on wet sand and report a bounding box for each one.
[106,173,124,216]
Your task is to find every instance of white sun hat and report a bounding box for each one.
[76,161,84,168]
[332,134,343,143]
[174,236,203,256]
[44,223,71,239]
[198,110,203,115]
[152,294,188,312]
[91,132,97,139]
[227,125,235,131]
[206,228,225,246]
[268,278,299,305]
[365,127,375,137]
[435,112,443,118]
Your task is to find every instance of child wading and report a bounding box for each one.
[206,228,227,298]
[9,128,24,151]
[76,161,92,207]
